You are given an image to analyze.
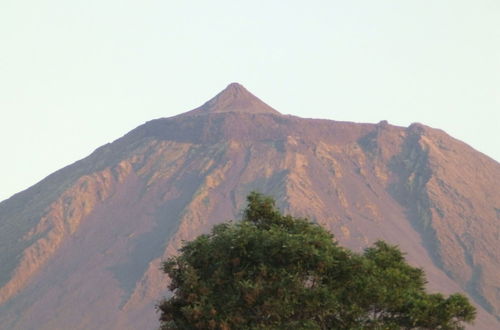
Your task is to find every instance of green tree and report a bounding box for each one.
[158,192,476,329]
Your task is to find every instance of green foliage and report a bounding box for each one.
[158,192,476,329]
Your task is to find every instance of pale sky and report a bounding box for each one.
[1,0,499,202]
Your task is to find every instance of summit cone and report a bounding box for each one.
[182,82,280,116]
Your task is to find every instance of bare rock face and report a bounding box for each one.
[0,83,499,329]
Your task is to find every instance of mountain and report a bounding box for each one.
[1,83,499,329]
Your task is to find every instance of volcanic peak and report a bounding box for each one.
[183,83,281,116]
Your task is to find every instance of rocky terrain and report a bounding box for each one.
[0,83,499,329]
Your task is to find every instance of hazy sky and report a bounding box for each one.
[1,0,499,202]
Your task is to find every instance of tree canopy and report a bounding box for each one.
[158,192,476,329]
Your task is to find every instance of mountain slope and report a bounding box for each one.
[0,83,499,329]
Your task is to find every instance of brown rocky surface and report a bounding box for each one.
[0,83,499,329]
